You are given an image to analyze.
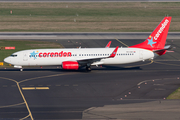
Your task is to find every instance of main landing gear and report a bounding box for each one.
[86,66,91,71]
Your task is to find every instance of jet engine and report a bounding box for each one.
[62,61,79,70]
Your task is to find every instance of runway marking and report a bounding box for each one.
[137,79,161,86]
[154,84,164,86]
[20,114,30,120]
[64,84,69,86]
[155,88,166,91]
[0,73,74,120]
[3,85,7,87]
[138,77,179,86]
[19,73,73,83]
[115,38,129,47]
[0,77,17,83]
[0,102,25,108]
[56,84,61,86]
[73,84,78,86]
[22,87,35,90]
[163,78,177,80]
[22,87,49,90]
[154,61,180,67]
[36,87,49,90]
[16,82,34,120]
[0,77,34,120]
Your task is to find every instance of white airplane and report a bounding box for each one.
[4,17,171,71]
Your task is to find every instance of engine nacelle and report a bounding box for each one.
[62,61,79,70]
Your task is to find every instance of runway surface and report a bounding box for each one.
[0,32,180,40]
[0,0,178,2]
[0,38,180,119]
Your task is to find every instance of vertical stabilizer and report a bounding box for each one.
[130,17,171,51]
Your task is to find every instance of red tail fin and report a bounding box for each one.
[129,17,171,51]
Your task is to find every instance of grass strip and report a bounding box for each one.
[0,2,180,32]
[167,87,180,99]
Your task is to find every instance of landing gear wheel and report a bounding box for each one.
[86,66,91,71]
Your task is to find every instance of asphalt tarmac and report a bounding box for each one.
[0,32,180,40]
[0,38,180,120]
[0,0,178,2]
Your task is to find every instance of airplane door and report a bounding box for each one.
[139,50,143,59]
[23,52,28,61]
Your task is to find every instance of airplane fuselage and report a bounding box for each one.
[4,47,155,67]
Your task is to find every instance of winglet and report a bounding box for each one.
[109,46,119,58]
[105,41,111,48]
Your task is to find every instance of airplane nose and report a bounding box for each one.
[4,57,11,63]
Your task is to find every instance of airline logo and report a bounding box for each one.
[39,51,72,57]
[30,51,39,59]
[154,19,169,40]
[29,51,72,59]
[147,36,156,47]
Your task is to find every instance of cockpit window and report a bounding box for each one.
[10,54,17,57]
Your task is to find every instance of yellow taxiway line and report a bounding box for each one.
[36,87,49,90]
[0,73,73,120]
[22,87,49,90]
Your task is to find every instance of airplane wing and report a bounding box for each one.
[105,41,112,48]
[77,46,119,66]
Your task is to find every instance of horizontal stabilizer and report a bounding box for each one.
[153,45,171,52]
[153,45,171,56]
